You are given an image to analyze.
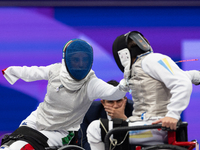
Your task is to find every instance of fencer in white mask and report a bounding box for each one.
[87,31,200,150]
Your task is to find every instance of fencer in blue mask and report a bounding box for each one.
[1,39,128,150]
[63,39,93,81]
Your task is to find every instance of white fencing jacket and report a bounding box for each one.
[129,52,193,121]
[3,60,126,132]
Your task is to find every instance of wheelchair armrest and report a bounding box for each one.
[177,121,188,128]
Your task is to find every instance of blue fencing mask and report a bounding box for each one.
[63,39,93,81]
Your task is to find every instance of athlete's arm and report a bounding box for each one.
[142,53,192,121]
[87,78,127,101]
[2,65,52,85]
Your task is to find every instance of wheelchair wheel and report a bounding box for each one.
[142,144,188,150]
[57,145,85,150]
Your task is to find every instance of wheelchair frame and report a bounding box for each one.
[104,122,199,150]
[1,122,198,150]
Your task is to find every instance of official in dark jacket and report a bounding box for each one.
[78,80,134,150]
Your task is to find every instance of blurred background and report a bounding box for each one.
[0,0,200,145]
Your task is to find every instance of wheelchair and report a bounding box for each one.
[104,122,199,150]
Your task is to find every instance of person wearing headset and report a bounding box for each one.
[87,31,200,150]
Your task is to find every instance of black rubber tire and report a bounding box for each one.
[57,145,85,150]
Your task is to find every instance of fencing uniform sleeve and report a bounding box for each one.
[87,78,127,101]
[2,65,52,85]
[142,53,192,120]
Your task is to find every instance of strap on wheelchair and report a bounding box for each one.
[100,118,133,150]
[100,118,109,142]
[176,120,188,142]
[1,126,49,150]
[112,118,130,150]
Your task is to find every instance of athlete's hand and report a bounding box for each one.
[119,79,130,92]
[152,117,178,130]
[2,68,7,75]
[104,99,127,120]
